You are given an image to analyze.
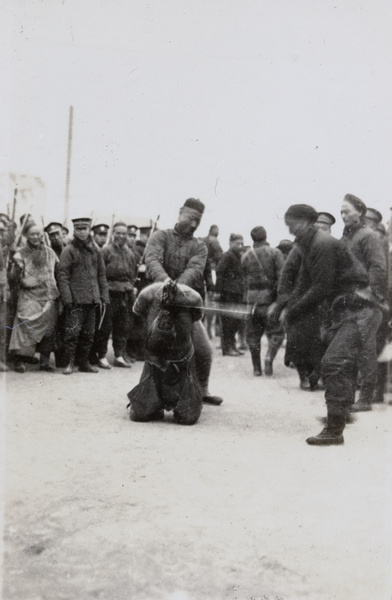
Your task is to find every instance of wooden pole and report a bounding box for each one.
[64,106,74,224]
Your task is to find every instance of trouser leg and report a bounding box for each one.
[247,314,263,375]
[111,293,131,358]
[192,320,212,397]
[322,317,360,416]
[357,306,382,404]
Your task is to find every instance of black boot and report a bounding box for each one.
[306,410,345,445]
[250,348,262,376]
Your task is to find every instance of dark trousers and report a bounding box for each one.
[246,305,284,360]
[357,306,382,403]
[101,292,132,358]
[322,305,380,416]
[63,304,96,365]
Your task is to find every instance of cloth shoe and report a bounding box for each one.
[350,401,372,412]
[264,358,273,376]
[97,357,112,369]
[114,356,132,368]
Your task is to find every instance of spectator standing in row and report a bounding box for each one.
[242,226,284,376]
[340,194,387,411]
[99,222,137,368]
[9,224,59,372]
[57,217,109,375]
[215,233,245,357]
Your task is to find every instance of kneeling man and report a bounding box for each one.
[127,281,203,425]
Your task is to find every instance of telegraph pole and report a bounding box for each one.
[64,105,74,224]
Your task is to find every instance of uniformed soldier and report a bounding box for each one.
[92,224,110,249]
[315,212,336,235]
[126,225,138,251]
[57,217,109,374]
[45,222,64,258]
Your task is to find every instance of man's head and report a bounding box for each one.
[45,222,64,250]
[229,233,244,256]
[363,207,382,231]
[315,212,336,234]
[62,226,69,244]
[284,204,318,237]
[250,226,267,243]
[25,223,42,247]
[126,225,138,248]
[72,218,92,242]
[176,198,205,237]
[276,239,294,257]
[113,222,128,247]
[341,193,366,228]
[209,225,219,237]
[20,214,35,235]
[92,224,109,247]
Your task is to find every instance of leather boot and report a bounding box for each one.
[306,410,345,445]
[250,348,262,376]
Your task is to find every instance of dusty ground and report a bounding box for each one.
[1,341,392,600]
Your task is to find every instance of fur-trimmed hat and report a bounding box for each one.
[183,198,205,215]
[250,226,267,242]
[45,222,63,235]
[284,204,319,223]
[343,194,367,215]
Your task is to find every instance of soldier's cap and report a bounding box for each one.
[20,213,33,224]
[91,223,109,234]
[229,233,243,243]
[284,204,318,223]
[343,193,367,215]
[316,212,336,226]
[250,226,267,241]
[45,222,63,235]
[182,197,205,215]
[72,217,92,229]
[62,225,69,234]
[277,239,294,252]
[365,208,382,223]
[139,226,152,236]
[127,224,139,235]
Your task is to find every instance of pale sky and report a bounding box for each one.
[1,0,392,247]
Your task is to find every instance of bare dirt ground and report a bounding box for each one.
[1,341,392,600]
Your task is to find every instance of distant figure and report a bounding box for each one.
[242,226,284,376]
[127,281,203,425]
[215,233,245,356]
[315,212,336,235]
[45,222,64,258]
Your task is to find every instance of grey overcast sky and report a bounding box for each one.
[1,0,392,246]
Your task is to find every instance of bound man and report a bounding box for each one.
[145,198,223,406]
